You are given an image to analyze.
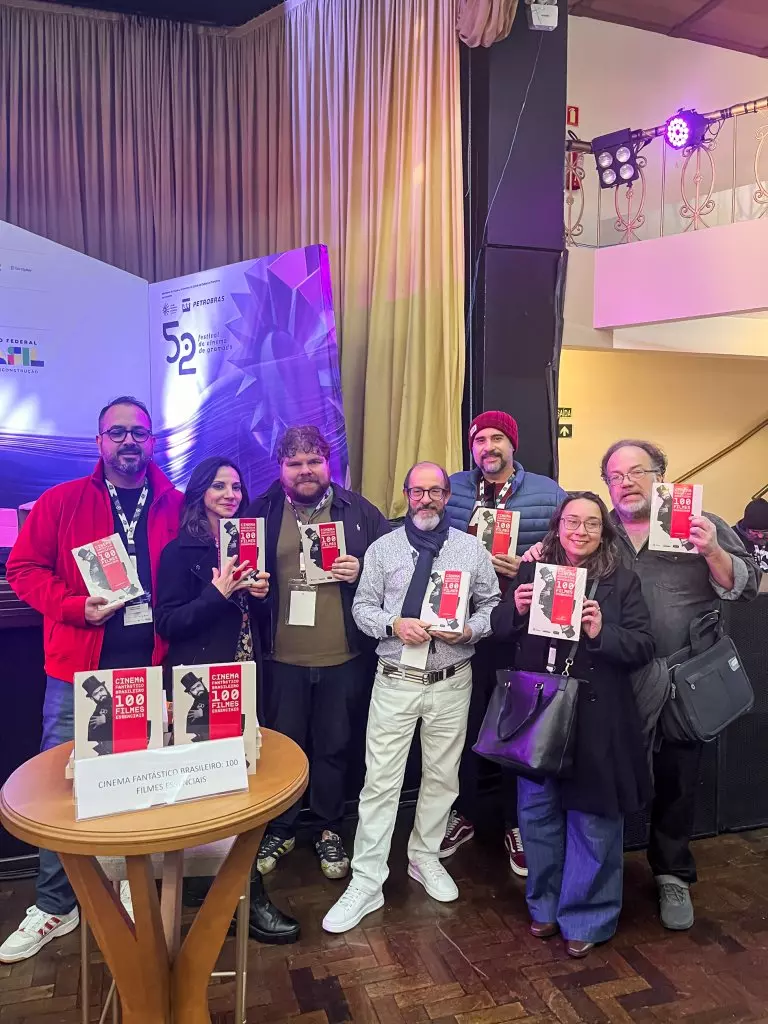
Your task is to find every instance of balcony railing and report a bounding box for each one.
[565,95,768,249]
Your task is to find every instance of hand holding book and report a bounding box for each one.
[491,552,521,579]
[84,595,124,625]
[329,554,360,583]
[688,516,718,557]
[430,626,472,645]
[581,599,602,639]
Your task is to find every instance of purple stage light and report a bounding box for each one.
[664,110,708,151]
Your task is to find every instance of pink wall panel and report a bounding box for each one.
[594,219,768,329]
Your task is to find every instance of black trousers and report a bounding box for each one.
[454,637,519,828]
[647,737,704,884]
[264,657,362,841]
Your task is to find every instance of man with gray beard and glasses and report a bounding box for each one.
[601,440,757,932]
[322,462,499,933]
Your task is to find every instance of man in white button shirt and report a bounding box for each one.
[323,462,499,933]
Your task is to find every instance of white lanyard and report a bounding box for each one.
[105,480,149,555]
[285,487,333,577]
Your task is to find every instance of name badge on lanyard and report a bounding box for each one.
[106,481,153,626]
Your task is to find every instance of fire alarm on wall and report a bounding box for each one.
[567,106,580,128]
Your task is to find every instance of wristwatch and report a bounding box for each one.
[385,618,395,637]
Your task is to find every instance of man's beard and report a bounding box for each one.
[287,478,328,506]
[615,492,651,523]
[480,451,510,476]
[410,507,442,532]
[105,447,150,479]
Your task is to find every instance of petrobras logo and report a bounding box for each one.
[192,295,224,308]
[182,297,191,313]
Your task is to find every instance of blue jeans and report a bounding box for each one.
[518,777,624,944]
[36,678,77,914]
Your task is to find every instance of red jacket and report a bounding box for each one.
[6,461,184,683]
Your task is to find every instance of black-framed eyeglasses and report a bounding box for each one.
[405,487,447,501]
[100,427,152,443]
[561,515,603,534]
[605,468,656,488]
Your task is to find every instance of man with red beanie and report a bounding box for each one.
[443,410,566,874]
[0,397,183,964]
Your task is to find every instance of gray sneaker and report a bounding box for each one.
[656,874,694,930]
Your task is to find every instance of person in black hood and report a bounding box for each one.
[733,499,768,573]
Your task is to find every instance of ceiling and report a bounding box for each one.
[568,0,768,59]
[49,0,282,26]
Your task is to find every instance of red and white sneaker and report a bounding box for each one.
[439,811,475,860]
[504,828,528,877]
[0,905,80,963]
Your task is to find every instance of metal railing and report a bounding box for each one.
[565,95,768,248]
[674,417,768,501]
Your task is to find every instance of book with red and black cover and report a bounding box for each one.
[299,521,347,584]
[469,507,521,557]
[172,662,260,774]
[72,533,143,605]
[529,563,588,641]
[419,569,471,634]
[649,482,703,553]
[73,667,164,761]
[219,518,266,579]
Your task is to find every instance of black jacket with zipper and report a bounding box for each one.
[244,480,391,658]
[154,527,261,693]
[491,562,655,818]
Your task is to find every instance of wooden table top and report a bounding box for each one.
[0,729,308,856]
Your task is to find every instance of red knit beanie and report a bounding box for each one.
[468,411,519,451]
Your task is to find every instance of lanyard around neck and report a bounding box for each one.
[477,474,514,509]
[105,480,149,554]
[286,487,333,527]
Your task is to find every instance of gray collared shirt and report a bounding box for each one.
[352,526,500,671]
[612,510,759,657]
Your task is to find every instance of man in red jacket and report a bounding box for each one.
[0,396,183,964]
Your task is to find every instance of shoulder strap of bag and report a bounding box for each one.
[561,577,600,676]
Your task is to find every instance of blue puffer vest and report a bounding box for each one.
[447,463,568,555]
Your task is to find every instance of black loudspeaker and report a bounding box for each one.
[476,245,563,479]
[718,595,768,831]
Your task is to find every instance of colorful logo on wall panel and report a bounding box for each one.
[148,246,348,491]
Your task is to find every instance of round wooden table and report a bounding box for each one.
[0,729,308,1024]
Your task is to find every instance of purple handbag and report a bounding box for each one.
[472,665,580,778]
[473,580,598,778]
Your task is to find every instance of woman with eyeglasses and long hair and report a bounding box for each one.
[155,456,300,945]
[491,492,654,959]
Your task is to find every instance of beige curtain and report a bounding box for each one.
[0,0,464,517]
[457,0,518,46]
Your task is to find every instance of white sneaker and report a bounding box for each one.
[322,882,384,934]
[0,905,80,963]
[119,880,134,921]
[408,858,459,902]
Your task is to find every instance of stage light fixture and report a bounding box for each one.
[664,109,709,150]
[591,129,640,189]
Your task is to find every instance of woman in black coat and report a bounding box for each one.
[491,491,654,959]
[155,456,299,945]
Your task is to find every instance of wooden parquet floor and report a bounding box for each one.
[2,821,768,1023]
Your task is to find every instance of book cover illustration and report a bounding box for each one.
[219,517,266,579]
[72,533,143,604]
[649,483,703,553]
[419,569,471,634]
[172,662,260,774]
[73,667,164,760]
[469,507,521,557]
[300,521,347,584]
[528,563,588,641]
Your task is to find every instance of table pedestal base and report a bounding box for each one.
[62,827,264,1024]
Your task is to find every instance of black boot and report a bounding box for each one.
[247,870,300,945]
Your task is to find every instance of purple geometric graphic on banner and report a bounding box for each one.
[152,244,349,495]
[227,249,345,467]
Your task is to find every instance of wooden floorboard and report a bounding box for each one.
[2,823,768,1022]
